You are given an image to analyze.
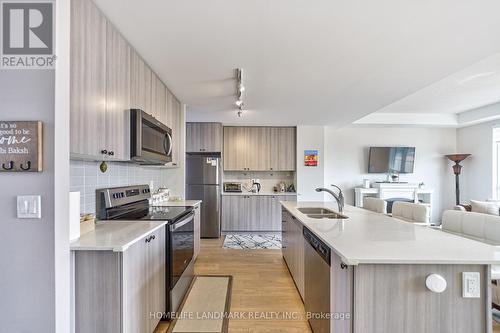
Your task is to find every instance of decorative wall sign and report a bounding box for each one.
[304,149,319,167]
[0,121,43,172]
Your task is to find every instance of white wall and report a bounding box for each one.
[296,126,326,201]
[323,126,457,222]
[457,119,500,201]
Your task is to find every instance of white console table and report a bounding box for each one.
[355,183,433,216]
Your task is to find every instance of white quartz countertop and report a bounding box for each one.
[70,220,168,252]
[222,191,297,196]
[154,199,202,207]
[281,201,500,265]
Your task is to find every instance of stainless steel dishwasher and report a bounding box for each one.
[304,227,331,333]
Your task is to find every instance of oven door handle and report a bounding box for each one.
[171,211,195,230]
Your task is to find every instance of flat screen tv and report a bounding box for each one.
[368,147,415,174]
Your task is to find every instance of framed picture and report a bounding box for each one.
[304,149,318,167]
[0,121,43,172]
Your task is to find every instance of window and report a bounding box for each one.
[494,128,500,199]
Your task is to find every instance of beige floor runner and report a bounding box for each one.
[168,275,232,333]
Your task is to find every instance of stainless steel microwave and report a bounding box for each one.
[130,109,172,165]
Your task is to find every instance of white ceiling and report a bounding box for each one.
[93,0,500,126]
[376,52,500,114]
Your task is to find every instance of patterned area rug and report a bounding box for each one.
[223,234,282,249]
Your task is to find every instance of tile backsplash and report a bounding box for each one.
[70,160,175,214]
[223,171,296,193]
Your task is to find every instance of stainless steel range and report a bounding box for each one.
[95,185,195,318]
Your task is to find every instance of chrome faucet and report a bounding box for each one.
[316,185,345,213]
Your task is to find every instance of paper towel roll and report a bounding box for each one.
[69,192,81,241]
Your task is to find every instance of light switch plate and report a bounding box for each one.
[17,195,41,219]
[462,272,481,298]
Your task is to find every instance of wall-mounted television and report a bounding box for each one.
[368,147,415,174]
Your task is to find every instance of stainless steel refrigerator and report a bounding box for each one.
[186,154,221,238]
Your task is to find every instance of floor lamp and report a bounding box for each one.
[445,154,471,206]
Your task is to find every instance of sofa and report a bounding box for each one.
[441,210,500,308]
[454,199,500,216]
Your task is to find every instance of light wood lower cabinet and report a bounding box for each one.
[282,208,305,299]
[221,195,296,232]
[74,227,165,333]
[193,204,201,259]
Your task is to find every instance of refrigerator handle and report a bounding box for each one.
[216,186,220,212]
[216,158,220,185]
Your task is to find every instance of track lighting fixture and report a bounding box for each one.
[235,68,245,117]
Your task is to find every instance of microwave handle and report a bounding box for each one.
[163,132,173,156]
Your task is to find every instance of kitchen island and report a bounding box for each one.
[281,201,500,333]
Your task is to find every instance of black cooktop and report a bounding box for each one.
[110,205,193,222]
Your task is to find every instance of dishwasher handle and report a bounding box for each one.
[303,227,331,266]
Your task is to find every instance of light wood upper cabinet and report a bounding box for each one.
[151,73,167,124]
[130,50,152,116]
[270,127,296,171]
[70,0,184,163]
[70,0,107,158]
[105,23,130,161]
[223,126,296,171]
[246,127,271,171]
[167,94,182,167]
[223,126,247,170]
[166,89,173,128]
[186,122,223,153]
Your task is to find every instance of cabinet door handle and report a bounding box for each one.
[108,151,114,156]
[101,149,108,155]
[340,263,348,270]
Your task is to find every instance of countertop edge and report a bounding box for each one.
[281,202,500,266]
[70,221,168,252]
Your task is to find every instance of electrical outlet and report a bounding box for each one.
[462,272,481,298]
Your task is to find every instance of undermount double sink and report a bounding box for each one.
[297,207,348,219]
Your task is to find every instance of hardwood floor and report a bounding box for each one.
[155,237,311,333]
[156,237,500,333]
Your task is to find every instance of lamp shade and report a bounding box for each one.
[445,154,471,163]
